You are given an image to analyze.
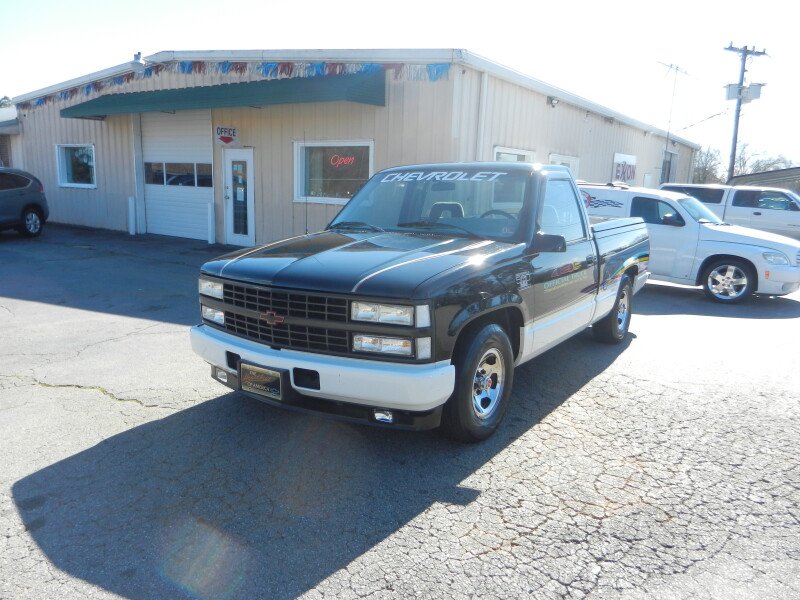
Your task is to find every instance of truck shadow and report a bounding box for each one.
[635,282,800,319]
[12,331,630,599]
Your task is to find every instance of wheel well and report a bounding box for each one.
[21,204,44,220]
[624,266,638,282]
[694,254,758,287]
[453,307,524,360]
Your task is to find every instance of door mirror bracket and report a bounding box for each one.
[534,232,567,252]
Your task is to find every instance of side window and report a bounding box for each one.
[757,191,795,211]
[631,197,685,226]
[687,188,725,204]
[0,173,30,190]
[540,179,587,242]
[731,190,759,207]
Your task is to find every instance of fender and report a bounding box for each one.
[599,249,649,290]
[447,294,525,337]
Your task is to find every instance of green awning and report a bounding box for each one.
[61,71,385,119]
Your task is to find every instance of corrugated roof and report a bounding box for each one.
[60,71,386,119]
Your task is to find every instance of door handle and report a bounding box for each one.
[586,255,597,265]
[753,211,762,216]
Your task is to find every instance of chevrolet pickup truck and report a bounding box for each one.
[660,183,800,241]
[191,163,649,441]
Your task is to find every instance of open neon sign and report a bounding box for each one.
[330,154,356,168]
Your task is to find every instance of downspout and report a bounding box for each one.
[475,70,488,161]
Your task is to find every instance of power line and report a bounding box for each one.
[676,108,731,132]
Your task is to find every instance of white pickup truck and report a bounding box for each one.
[660,183,800,241]
[579,183,800,303]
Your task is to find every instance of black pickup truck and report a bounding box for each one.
[191,163,649,441]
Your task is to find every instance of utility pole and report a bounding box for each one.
[725,43,767,181]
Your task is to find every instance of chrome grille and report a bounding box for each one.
[223,283,347,322]
[224,312,349,353]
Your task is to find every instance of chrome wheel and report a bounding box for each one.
[472,348,505,419]
[616,287,630,333]
[25,211,41,234]
[707,264,748,300]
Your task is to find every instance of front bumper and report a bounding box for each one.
[757,265,800,296]
[190,324,455,413]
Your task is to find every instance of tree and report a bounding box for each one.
[693,147,724,183]
[0,96,11,108]
[734,143,794,176]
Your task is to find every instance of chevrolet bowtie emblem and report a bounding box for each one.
[259,311,286,325]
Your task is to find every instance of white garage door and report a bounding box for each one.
[142,110,213,240]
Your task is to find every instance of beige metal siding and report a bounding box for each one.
[211,76,455,244]
[456,67,696,187]
[16,106,133,231]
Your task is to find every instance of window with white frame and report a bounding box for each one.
[494,146,535,163]
[548,153,580,178]
[56,144,96,187]
[294,140,373,204]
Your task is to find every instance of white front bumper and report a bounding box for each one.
[756,265,800,295]
[190,325,455,412]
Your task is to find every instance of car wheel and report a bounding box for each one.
[440,323,514,442]
[18,208,43,237]
[702,259,754,303]
[592,275,633,344]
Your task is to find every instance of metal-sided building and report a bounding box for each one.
[8,49,698,246]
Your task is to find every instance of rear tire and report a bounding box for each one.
[17,207,43,238]
[440,324,514,442]
[592,275,632,344]
[702,258,755,303]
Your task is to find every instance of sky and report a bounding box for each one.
[1,0,796,167]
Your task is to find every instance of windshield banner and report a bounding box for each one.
[380,171,509,183]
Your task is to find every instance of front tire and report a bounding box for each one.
[18,208,43,237]
[702,259,755,303]
[593,275,632,344]
[440,324,514,442]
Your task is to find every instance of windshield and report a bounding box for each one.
[329,168,530,241]
[677,196,724,224]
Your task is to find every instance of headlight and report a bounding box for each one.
[201,305,225,325]
[353,334,413,356]
[351,301,415,325]
[199,277,224,299]
[763,251,790,266]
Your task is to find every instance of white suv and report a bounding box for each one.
[579,183,800,303]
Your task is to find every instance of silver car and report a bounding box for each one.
[0,168,49,237]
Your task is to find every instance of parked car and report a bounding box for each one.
[580,183,800,303]
[0,168,49,237]
[191,163,650,441]
[660,183,800,241]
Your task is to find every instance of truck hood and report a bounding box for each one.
[700,223,800,255]
[201,231,517,298]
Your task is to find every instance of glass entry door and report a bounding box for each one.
[224,148,255,246]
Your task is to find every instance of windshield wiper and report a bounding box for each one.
[396,220,480,238]
[329,221,385,233]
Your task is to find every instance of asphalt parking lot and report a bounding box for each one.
[1,225,799,600]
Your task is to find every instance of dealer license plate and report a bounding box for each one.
[240,363,282,401]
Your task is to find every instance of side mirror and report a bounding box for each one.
[534,232,567,252]
[662,213,683,226]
